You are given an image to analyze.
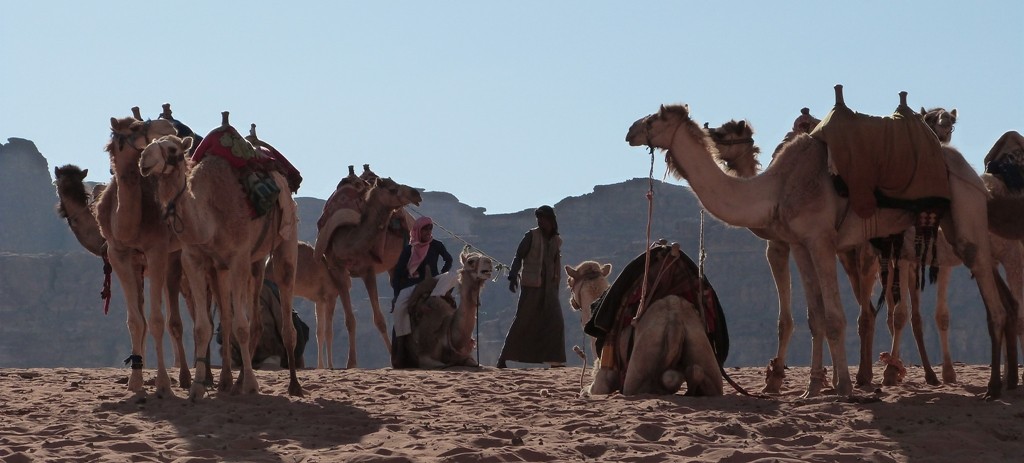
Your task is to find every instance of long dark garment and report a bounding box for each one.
[498,230,566,364]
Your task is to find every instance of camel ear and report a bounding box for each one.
[181,136,194,152]
[53,166,58,177]
[601,263,612,276]
[950,108,957,118]
[564,265,578,279]
[920,107,926,116]
[110,117,118,129]
[81,168,88,177]
[460,251,469,266]
[737,120,746,132]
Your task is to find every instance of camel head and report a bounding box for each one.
[106,117,178,176]
[921,107,957,144]
[627,104,716,180]
[705,120,760,177]
[565,261,612,311]
[139,135,194,178]
[54,164,90,216]
[457,250,494,284]
[367,177,423,208]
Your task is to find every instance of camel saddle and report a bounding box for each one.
[810,102,950,219]
[585,241,729,368]
[192,124,300,216]
[984,131,1024,193]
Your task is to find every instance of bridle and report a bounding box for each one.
[569,269,606,311]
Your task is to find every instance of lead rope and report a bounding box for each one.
[632,148,657,324]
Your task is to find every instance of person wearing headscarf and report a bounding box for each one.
[496,205,566,368]
[390,216,453,368]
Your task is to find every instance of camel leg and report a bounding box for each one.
[883,262,910,387]
[224,262,259,395]
[184,254,214,402]
[763,240,792,393]
[622,297,687,395]
[804,237,853,396]
[270,240,302,396]
[361,271,393,354]
[929,266,955,384]
[998,240,1024,384]
[107,246,147,393]
[144,248,173,398]
[166,252,192,390]
[942,223,1006,399]
[790,244,829,398]
[327,266,358,368]
[839,245,877,388]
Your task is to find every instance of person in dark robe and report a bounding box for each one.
[390,216,453,368]
[496,205,566,368]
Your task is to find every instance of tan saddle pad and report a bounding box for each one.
[811,104,950,218]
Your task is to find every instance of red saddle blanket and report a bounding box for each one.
[810,104,950,218]
[191,125,302,193]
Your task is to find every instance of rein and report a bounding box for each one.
[163,181,187,234]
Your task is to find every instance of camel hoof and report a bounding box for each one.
[127,372,145,393]
[855,369,873,387]
[178,370,192,390]
[346,360,357,369]
[188,384,207,402]
[924,370,941,386]
[289,381,304,397]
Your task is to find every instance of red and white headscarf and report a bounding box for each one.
[407,216,433,275]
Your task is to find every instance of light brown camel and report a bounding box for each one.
[707,119,881,392]
[56,163,206,390]
[317,171,422,361]
[139,125,302,400]
[574,244,723,396]
[921,107,957,144]
[565,261,612,360]
[880,227,1023,386]
[268,241,344,369]
[626,90,1015,399]
[402,249,493,367]
[92,115,187,398]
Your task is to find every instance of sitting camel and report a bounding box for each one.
[565,261,612,360]
[139,118,302,400]
[579,242,724,396]
[316,167,421,364]
[402,249,494,368]
[626,87,1016,399]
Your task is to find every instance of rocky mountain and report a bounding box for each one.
[0,138,1000,371]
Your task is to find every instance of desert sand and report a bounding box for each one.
[1,363,1022,462]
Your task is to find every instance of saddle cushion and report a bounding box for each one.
[811,105,950,218]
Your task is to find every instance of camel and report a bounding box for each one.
[921,107,957,144]
[57,163,211,391]
[879,228,1023,385]
[402,249,494,367]
[707,119,881,392]
[565,261,612,360]
[577,243,724,396]
[92,114,191,398]
[139,120,302,400]
[317,168,422,363]
[268,241,345,369]
[625,88,1016,399]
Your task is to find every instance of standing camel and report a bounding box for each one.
[92,115,184,397]
[565,260,612,360]
[268,241,343,369]
[139,120,302,400]
[706,119,881,392]
[317,170,422,363]
[402,250,494,367]
[625,88,1015,399]
[56,164,202,390]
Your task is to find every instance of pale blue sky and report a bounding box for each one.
[3,2,1021,214]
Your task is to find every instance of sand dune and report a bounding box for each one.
[1,364,1022,462]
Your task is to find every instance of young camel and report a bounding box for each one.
[140,126,302,400]
[403,250,494,367]
[626,91,1015,399]
[92,116,184,397]
[565,260,612,360]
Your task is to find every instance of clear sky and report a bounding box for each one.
[3,2,1021,215]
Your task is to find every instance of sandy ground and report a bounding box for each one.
[1,363,1022,462]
